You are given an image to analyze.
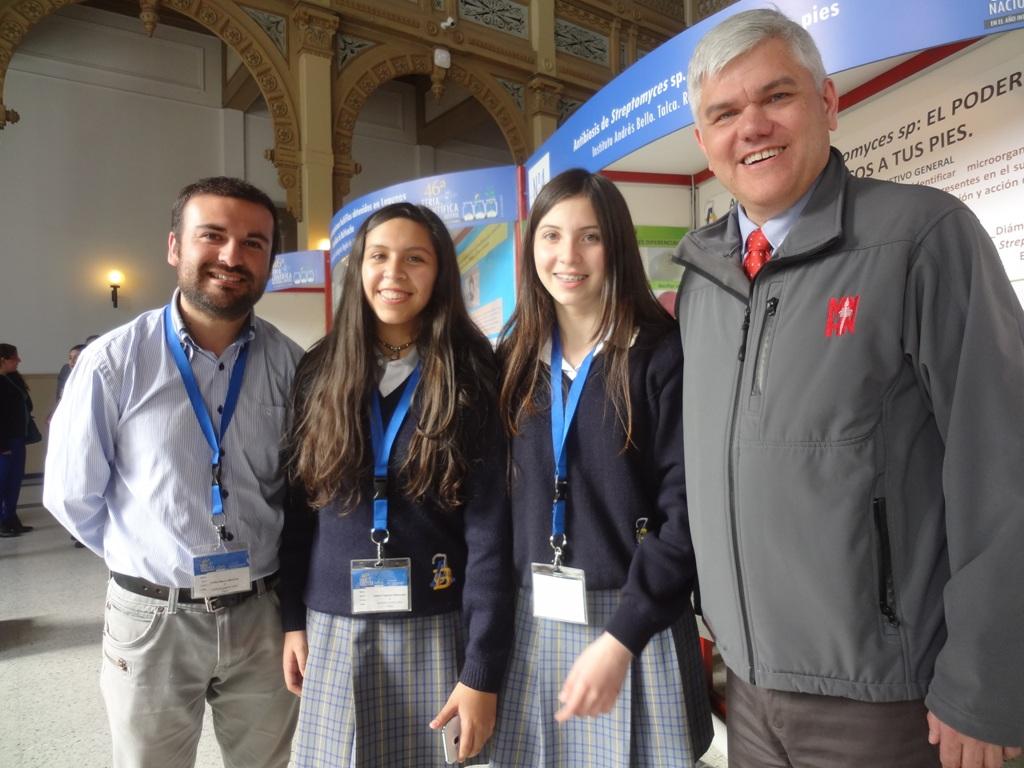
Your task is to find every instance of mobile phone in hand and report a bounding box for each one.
[441,714,462,764]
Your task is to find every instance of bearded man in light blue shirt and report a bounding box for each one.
[45,176,301,768]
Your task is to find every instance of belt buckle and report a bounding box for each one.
[204,595,226,612]
[204,589,252,612]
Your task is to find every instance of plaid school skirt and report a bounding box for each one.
[291,608,488,768]
[490,588,713,768]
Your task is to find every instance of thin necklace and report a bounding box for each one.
[377,338,414,361]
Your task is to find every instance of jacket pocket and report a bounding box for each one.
[749,283,783,404]
[872,497,900,636]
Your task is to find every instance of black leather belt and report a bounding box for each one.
[111,571,278,611]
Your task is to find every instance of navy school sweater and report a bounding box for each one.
[277,369,514,693]
[509,325,698,655]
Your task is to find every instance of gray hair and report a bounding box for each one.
[687,8,827,122]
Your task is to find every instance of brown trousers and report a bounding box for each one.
[726,669,940,767]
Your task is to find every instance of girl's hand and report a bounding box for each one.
[430,682,497,762]
[555,631,633,722]
[282,630,308,696]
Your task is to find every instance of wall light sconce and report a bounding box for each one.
[317,238,332,251]
[108,269,124,308]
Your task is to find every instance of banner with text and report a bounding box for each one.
[330,166,518,268]
[266,250,326,291]
[834,31,1024,291]
[526,0,1024,202]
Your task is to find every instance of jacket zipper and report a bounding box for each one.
[729,305,757,682]
[872,498,900,629]
[751,296,780,396]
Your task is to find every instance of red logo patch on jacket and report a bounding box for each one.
[825,296,860,337]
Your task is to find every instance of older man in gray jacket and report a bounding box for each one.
[674,9,1024,768]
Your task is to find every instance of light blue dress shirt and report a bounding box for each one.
[44,291,302,586]
[736,177,819,256]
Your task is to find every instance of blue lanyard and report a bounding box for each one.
[369,364,422,550]
[549,328,596,558]
[163,305,250,539]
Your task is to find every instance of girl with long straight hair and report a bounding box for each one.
[279,202,511,767]
[491,169,712,767]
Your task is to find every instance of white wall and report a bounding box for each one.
[613,180,693,229]
[0,6,279,373]
[258,292,325,352]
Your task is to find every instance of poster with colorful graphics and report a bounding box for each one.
[636,225,687,315]
[454,222,516,341]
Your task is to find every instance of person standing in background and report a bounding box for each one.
[0,343,35,538]
[54,343,86,405]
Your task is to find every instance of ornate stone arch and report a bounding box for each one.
[0,0,305,219]
[332,43,529,206]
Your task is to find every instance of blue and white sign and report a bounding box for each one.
[526,0,1024,197]
[330,165,518,267]
[267,250,326,291]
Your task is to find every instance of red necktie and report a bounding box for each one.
[743,228,772,281]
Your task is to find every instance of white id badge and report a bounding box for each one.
[191,545,251,598]
[531,563,588,625]
[351,558,412,614]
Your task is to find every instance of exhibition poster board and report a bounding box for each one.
[455,222,516,341]
[328,166,520,334]
[832,31,1024,290]
[267,250,327,292]
[526,0,1024,202]
[636,225,687,314]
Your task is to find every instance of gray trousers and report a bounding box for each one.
[100,579,298,768]
[726,669,940,767]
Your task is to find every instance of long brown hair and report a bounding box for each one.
[498,169,672,444]
[289,203,496,510]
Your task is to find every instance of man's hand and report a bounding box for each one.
[927,711,1022,768]
[430,682,497,762]
[554,631,633,722]
[282,630,308,696]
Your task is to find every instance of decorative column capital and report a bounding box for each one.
[292,3,339,59]
[527,74,562,118]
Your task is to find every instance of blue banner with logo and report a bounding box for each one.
[526,0,1024,201]
[330,165,518,267]
[266,250,326,291]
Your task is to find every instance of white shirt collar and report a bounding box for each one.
[377,347,420,396]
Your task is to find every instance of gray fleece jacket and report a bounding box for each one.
[674,147,1024,745]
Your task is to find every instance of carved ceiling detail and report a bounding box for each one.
[331,46,528,206]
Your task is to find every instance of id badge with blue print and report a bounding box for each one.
[350,558,412,614]
[191,545,251,598]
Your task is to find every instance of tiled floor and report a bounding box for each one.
[0,495,224,768]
